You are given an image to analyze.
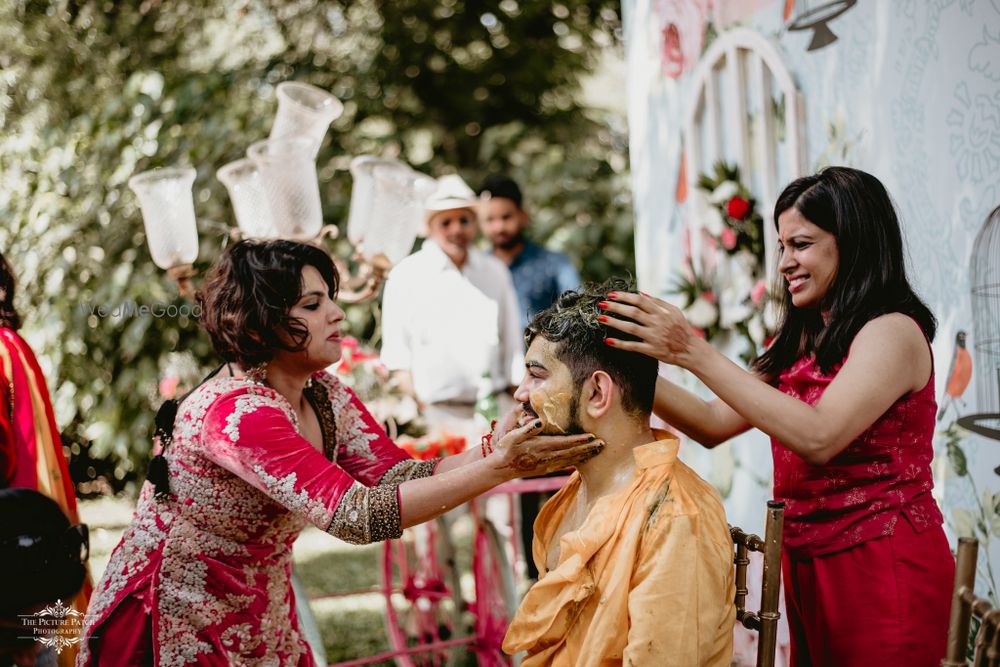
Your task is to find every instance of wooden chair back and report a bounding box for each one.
[943,537,1000,667]
[731,500,785,667]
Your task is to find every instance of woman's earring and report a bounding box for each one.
[246,364,268,385]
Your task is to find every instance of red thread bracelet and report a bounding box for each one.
[480,419,497,458]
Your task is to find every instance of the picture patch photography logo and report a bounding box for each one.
[17,599,92,653]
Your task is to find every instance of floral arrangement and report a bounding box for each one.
[335,337,473,458]
[396,433,467,461]
[333,336,426,439]
[673,162,776,364]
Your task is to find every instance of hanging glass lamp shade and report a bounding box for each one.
[128,167,199,270]
[269,82,344,159]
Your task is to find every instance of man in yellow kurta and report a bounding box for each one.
[502,279,735,666]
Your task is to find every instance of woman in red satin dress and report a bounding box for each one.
[600,167,953,666]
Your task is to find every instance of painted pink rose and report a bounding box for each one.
[721,227,738,249]
[751,279,767,305]
[655,0,710,79]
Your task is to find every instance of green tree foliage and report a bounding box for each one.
[0,0,632,494]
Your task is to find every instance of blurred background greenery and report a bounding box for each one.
[0,0,632,495]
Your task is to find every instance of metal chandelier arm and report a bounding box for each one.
[333,252,394,305]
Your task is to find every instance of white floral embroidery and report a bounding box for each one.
[252,465,333,529]
[157,522,256,667]
[224,394,278,443]
[260,557,306,665]
[173,378,239,443]
[317,372,381,461]
[844,488,867,505]
[79,379,320,666]
[77,487,170,665]
[220,622,255,653]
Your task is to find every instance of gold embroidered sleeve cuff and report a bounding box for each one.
[327,482,402,544]
[378,458,439,486]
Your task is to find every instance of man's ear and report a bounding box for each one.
[583,370,615,419]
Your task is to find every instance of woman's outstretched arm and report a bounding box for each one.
[398,420,601,527]
[601,292,930,465]
[651,375,752,447]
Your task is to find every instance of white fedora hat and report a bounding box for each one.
[424,174,483,212]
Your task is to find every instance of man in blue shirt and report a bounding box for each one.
[478,174,581,579]
[478,175,581,329]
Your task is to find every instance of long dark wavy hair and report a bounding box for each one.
[0,251,21,331]
[752,167,936,379]
[197,239,340,369]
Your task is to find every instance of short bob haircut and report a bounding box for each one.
[753,166,936,378]
[198,239,340,369]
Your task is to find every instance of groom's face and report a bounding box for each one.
[513,336,584,436]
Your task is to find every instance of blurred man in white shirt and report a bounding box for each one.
[380,174,523,441]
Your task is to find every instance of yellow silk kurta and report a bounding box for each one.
[503,434,735,667]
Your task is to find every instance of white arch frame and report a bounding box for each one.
[683,28,806,278]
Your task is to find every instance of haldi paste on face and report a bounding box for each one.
[531,390,573,433]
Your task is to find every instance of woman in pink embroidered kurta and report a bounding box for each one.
[79,240,602,666]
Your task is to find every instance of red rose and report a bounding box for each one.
[727,196,751,220]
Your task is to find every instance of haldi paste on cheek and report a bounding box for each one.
[531,389,574,434]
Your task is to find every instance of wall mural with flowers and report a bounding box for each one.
[624,0,1000,626]
[673,163,774,365]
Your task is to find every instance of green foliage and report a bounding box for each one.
[944,421,969,477]
[941,421,1000,603]
[0,0,631,494]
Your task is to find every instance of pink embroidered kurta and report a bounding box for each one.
[78,371,436,666]
[772,353,943,557]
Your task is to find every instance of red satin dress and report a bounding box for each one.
[772,351,954,667]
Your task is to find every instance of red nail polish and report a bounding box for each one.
[598,301,608,309]
[608,292,618,299]
[604,337,615,345]
[598,315,608,323]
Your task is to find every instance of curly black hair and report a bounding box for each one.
[197,239,340,369]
